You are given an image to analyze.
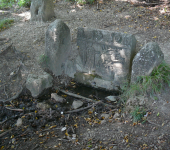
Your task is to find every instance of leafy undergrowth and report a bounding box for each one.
[0,18,14,32]
[0,0,31,9]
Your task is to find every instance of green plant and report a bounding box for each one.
[121,61,170,101]
[0,0,16,9]
[131,106,146,122]
[76,0,86,5]
[0,18,14,31]
[17,0,31,7]
[39,54,49,64]
[86,0,95,4]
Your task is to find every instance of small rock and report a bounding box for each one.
[105,96,117,102]
[113,112,120,119]
[61,127,67,131]
[100,120,106,124]
[11,138,16,144]
[113,146,118,150]
[101,113,110,119]
[51,93,66,103]
[72,100,83,109]
[16,118,22,127]
[36,102,50,111]
[72,134,76,140]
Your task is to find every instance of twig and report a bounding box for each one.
[4,86,8,99]
[5,107,23,112]
[31,144,39,150]
[65,101,101,114]
[60,90,115,108]
[0,84,24,103]
[0,115,19,125]
[0,129,12,138]
[147,120,161,127]
[38,127,62,133]
[0,119,8,125]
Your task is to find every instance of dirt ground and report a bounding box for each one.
[1,0,170,149]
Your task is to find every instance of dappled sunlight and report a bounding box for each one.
[11,11,31,21]
[0,10,8,13]
[52,28,57,42]
[70,9,76,13]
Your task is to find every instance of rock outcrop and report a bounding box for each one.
[131,42,164,83]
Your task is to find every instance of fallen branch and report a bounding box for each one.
[5,107,23,112]
[65,101,102,114]
[60,90,115,108]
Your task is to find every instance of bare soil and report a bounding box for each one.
[1,0,170,149]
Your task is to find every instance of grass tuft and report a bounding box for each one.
[121,61,170,102]
[131,106,146,122]
[0,18,14,32]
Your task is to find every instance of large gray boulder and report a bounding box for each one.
[26,72,53,98]
[45,19,72,76]
[30,0,55,22]
[131,42,164,83]
[75,28,137,90]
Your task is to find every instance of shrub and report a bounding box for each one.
[131,106,146,122]
[17,0,31,7]
[0,18,14,31]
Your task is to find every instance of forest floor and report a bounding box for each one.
[1,0,170,149]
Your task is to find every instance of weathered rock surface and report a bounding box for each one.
[105,96,117,102]
[72,100,83,109]
[51,93,66,103]
[131,42,164,83]
[75,28,137,90]
[16,118,22,127]
[36,102,51,111]
[45,19,72,76]
[26,72,53,98]
[30,0,55,22]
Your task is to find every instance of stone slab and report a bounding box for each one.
[131,42,164,83]
[76,27,137,90]
[45,19,71,76]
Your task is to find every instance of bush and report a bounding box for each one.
[0,18,14,31]
[17,0,31,7]
[131,106,146,122]
[0,0,31,8]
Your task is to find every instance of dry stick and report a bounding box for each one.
[0,129,12,138]
[4,86,8,99]
[147,120,161,127]
[60,90,115,108]
[65,101,102,114]
[0,85,23,103]
[5,107,23,112]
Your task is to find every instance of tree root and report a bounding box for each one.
[60,90,115,108]
[65,101,102,114]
